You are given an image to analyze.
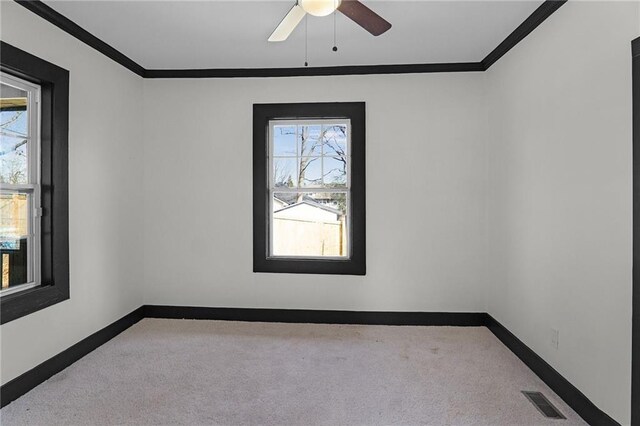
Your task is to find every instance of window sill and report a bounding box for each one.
[1,284,69,324]
[254,256,365,275]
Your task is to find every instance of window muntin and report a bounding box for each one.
[0,72,41,296]
[269,120,350,259]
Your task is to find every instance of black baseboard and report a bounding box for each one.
[485,314,619,426]
[0,306,621,426]
[0,306,144,408]
[144,305,486,326]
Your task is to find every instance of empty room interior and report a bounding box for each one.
[0,0,639,425]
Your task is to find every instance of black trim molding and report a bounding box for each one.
[14,0,145,77]
[1,41,70,325]
[631,36,640,426]
[253,102,366,275]
[145,62,484,79]
[144,305,485,326]
[0,307,144,408]
[11,0,565,79]
[0,306,620,425]
[481,0,566,69]
[485,315,619,426]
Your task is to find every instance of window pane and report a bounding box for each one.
[0,135,28,184]
[272,192,347,258]
[299,125,322,157]
[0,109,28,137]
[323,124,347,157]
[0,192,30,288]
[0,83,28,137]
[323,156,347,187]
[1,83,29,185]
[299,157,322,187]
[273,125,297,156]
[273,157,297,188]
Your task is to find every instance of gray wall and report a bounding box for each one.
[0,1,145,385]
[142,74,489,312]
[486,2,637,423]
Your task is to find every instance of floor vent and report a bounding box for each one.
[522,391,566,419]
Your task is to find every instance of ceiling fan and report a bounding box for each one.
[268,0,391,42]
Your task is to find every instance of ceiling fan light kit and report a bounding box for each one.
[300,0,341,17]
[268,0,391,42]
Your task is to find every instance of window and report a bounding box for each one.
[270,120,350,258]
[253,103,365,275]
[1,72,41,296]
[0,41,69,324]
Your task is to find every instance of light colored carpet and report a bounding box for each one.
[1,319,586,425]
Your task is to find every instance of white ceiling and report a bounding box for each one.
[43,0,544,69]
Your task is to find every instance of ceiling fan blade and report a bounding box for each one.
[337,0,391,36]
[268,4,306,42]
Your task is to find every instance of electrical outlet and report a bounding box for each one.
[551,328,559,350]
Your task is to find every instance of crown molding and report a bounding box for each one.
[9,0,566,77]
[144,62,485,79]
[482,0,566,69]
[14,0,146,77]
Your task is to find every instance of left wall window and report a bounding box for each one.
[0,42,69,324]
[1,72,42,295]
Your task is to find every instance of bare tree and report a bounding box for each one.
[1,110,28,184]
[296,126,321,201]
[1,154,27,184]
[273,159,294,188]
[321,125,347,185]
[273,125,347,205]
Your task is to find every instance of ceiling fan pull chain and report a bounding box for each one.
[333,0,338,52]
[304,14,309,66]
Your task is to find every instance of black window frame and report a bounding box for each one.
[631,35,640,426]
[253,102,366,275]
[1,41,70,324]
